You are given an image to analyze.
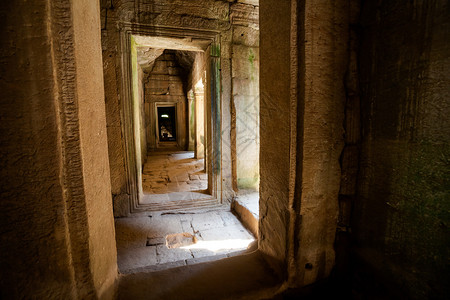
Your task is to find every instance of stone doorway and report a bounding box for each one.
[138,45,213,209]
[113,24,260,273]
[137,44,213,210]
[117,25,222,213]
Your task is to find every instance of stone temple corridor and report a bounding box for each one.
[1,0,449,299]
[141,151,209,204]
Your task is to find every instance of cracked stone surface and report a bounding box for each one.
[115,208,255,273]
[141,151,211,205]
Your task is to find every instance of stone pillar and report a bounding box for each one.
[194,85,205,159]
[260,0,346,287]
[259,0,292,277]
[187,90,196,151]
[230,2,260,191]
[0,0,117,298]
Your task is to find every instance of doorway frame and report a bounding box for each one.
[118,22,222,213]
[154,102,178,149]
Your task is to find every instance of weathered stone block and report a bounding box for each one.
[232,77,259,96]
[164,53,176,60]
[156,245,192,264]
[147,214,183,238]
[232,45,259,79]
[149,87,169,95]
[151,60,168,74]
[231,2,259,27]
[117,246,157,271]
[166,232,197,249]
[191,212,225,231]
[148,79,170,90]
[189,174,200,180]
[232,26,260,47]
[219,210,242,226]
[168,66,181,75]
[115,217,151,249]
[148,95,185,103]
[168,82,184,95]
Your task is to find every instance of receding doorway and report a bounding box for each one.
[118,26,223,212]
[157,106,176,142]
[114,33,256,274]
[113,21,260,274]
[138,47,212,209]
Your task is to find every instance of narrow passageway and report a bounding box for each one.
[115,150,256,274]
[115,208,256,274]
[110,2,262,288]
[140,151,210,205]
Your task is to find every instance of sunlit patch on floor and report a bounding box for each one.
[115,210,256,273]
[180,239,253,252]
[166,232,197,249]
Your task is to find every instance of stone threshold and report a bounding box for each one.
[129,203,226,217]
[135,195,219,212]
[120,248,251,274]
[118,251,283,300]
[231,191,259,238]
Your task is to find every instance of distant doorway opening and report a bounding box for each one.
[157,106,176,142]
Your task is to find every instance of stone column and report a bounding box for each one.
[187,90,196,151]
[194,86,205,160]
[0,0,118,298]
[260,0,346,288]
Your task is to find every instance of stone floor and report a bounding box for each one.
[141,151,211,205]
[115,208,256,274]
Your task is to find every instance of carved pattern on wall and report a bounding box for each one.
[231,3,259,28]
[113,0,232,31]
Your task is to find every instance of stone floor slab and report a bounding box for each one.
[117,246,157,271]
[140,151,211,208]
[142,151,208,196]
[156,244,193,264]
[219,210,242,226]
[146,214,183,238]
[191,211,225,232]
[115,217,151,249]
[115,208,256,273]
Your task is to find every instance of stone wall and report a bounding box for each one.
[0,0,117,298]
[231,2,260,190]
[334,0,361,288]
[353,1,450,298]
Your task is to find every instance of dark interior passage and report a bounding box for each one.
[157,106,176,141]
